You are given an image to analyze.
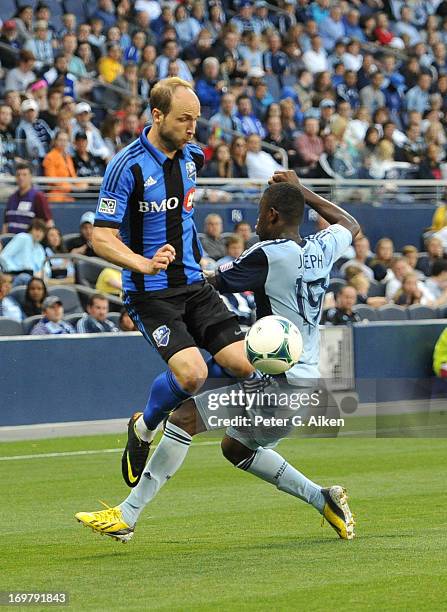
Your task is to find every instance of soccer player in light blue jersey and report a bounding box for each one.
[76,171,359,542]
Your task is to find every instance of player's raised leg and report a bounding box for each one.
[220,435,355,540]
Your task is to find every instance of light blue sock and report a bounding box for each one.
[238,447,325,513]
[120,423,192,526]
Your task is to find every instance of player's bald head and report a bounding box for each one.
[262,183,305,226]
[150,77,199,117]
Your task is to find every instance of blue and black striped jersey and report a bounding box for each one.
[94,126,205,292]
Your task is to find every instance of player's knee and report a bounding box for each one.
[230,360,255,379]
[176,364,208,394]
[221,436,252,466]
[168,399,198,436]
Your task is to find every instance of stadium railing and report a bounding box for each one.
[0,176,446,204]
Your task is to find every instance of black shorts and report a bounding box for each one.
[123,282,242,362]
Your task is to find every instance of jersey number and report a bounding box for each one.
[295,277,328,325]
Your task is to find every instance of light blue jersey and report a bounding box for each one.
[216,224,352,383]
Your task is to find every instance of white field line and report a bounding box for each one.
[0,440,220,462]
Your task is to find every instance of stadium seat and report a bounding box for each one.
[367,279,386,297]
[0,317,23,336]
[0,233,14,248]
[63,0,88,23]
[0,0,17,22]
[22,315,42,334]
[48,286,83,314]
[107,312,121,327]
[352,304,378,321]
[437,306,447,320]
[407,305,438,320]
[76,258,108,288]
[64,312,85,326]
[45,0,64,32]
[377,305,408,321]
[63,233,81,251]
[328,279,346,294]
[8,285,27,308]
[75,284,122,312]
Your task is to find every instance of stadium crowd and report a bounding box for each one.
[0,0,446,341]
[1,0,447,180]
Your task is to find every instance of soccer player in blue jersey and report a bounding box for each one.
[91,77,253,488]
[76,171,359,542]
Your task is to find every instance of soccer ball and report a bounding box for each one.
[244,315,303,375]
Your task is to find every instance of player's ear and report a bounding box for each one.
[152,108,163,123]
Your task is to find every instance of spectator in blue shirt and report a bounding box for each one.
[0,218,46,286]
[209,93,242,142]
[319,5,345,51]
[343,8,366,42]
[0,273,24,322]
[263,32,289,84]
[76,294,118,334]
[195,57,226,119]
[230,1,262,36]
[310,0,330,24]
[174,4,201,49]
[405,73,432,113]
[235,94,266,138]
[93,0,117,30]
[336,70,360,109]
[124,31,147,64]
[31,296,75,335]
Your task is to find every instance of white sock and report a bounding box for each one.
[120,422,192,526]
[135,414,157,443]
[238,447,325,513]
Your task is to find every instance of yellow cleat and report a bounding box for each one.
[321,486,355,540]
[75,502,134,543]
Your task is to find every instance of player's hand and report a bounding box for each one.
[141,244,176,275]
[268,170,301,187]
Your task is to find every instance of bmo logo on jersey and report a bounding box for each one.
[138,189,195,213]
[138,197,179,213]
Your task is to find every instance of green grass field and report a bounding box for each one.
[1,433,447,611]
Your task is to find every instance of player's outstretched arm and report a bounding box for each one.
[269,170,360,238]
[92,227,175,275]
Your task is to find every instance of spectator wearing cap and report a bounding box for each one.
[0,21,21,70]
[302,35,329,74]
[31,296,75,335]
[195,57,226,119]
[230,1,262,35]
[0,218,46,286]
[295,116,323,169]
[405,73,432,114]
[319,5,345,52]
[5,50,36,93]
[70,212,96,257]
[15,98,53,172]
[72,102,110,161]
[235,94,266,138]
[72,131,105,179]
[24,21,53,72]
[360,72,386,114]
[76,294,119,334]
[155,40,193,81]
[3,162,52,234]
[209,93,242,143]
[253,1,274,32]
[43,130,81,202]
